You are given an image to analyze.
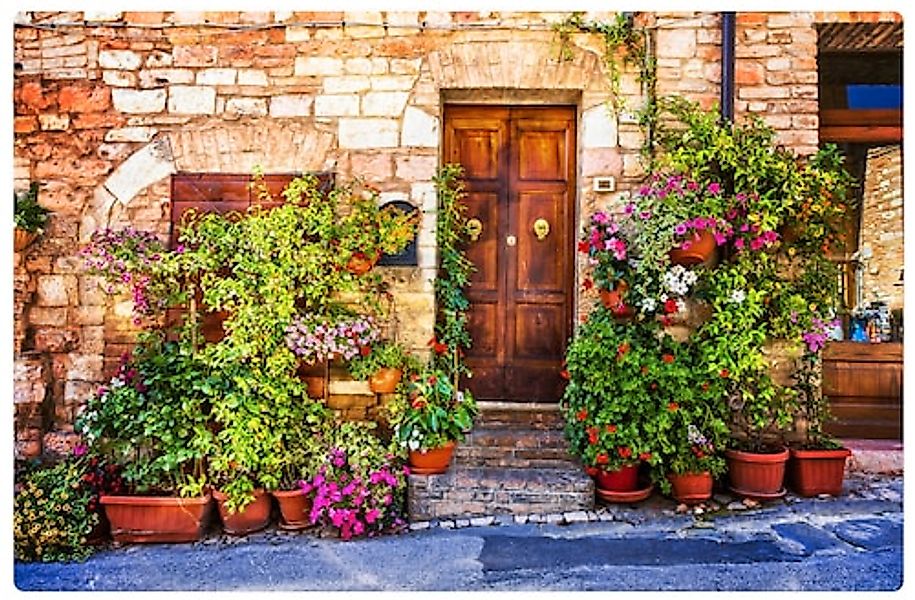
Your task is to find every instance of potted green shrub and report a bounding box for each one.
[387,364,478,474]
[561,312,663,501]
[348,340,420,394]
[337,186,418,275]
[75,335,215,543]
[271,411,328,530]
[14,182,49,252]
[787,330,852,496]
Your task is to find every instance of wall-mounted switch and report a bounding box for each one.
[593,176,616,193]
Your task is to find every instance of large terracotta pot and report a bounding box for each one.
[369,367,403,394]
[100,494,213,543]
[667,471,713,504]
[272,488,313,530]
[212,489,272,535]
[14,228,38,252]
[788,447,852,496]
[669,229,717,266]
[408,441,456,475]
[593,464,639,492]
[725,447,790,499]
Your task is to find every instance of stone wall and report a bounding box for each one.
[858,145,904,309]
[13,10,902,457]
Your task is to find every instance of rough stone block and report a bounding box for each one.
[57,84,111,112]
[362,91,409,117]
[35,274,77,306]
[237,69,269,86]
[112,88,167,114]
[401,107,438,148]
[314,95,359,117]
[104,137,175,205]
[28,306,69,326]
[395,155,437,180]
[323,76,371,94]
[32,328,80,353]
[295,56,343,76]
[98,49,142,70]
[657,28,696,59]
[269,94,312,117]
[196,67,237,85]
[173,45,218,67]
[225,97,268,117]
[38,114,70,131]
[168,85,216,114]
[581,104,618,148]
[339,118,399,149]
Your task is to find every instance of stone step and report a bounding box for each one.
[473,402,566,430]
[407,465,594,521]
[454,426,579,468]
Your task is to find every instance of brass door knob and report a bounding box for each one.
[533,218,550,241]
[466,218,483,242]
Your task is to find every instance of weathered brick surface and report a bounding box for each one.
[859,145,903,309]
[12,10,897,453]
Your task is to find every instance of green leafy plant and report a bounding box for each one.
[14,456,99,562]
[74,334,214,497]
[14,182,50,233]
[389,365,478,452]
[347,339,421,381]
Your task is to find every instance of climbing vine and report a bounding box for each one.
[431,164,476,388]
[553,11,658,160]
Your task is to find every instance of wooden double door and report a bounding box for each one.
[443,105,576,402]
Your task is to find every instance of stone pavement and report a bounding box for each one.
[13,473,903,592]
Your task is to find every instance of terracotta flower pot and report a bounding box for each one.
[272,488,313,530]
[408,441,456,475]
[369,367,403,394]
[592,464,639,492]
[788,447,852,497]
[212,489,272,535]
[598,288,636,320]
[346,251,379,275]
[669,229,717,266]
[303,376,325,400]
[14,228,38,252]
[667,471,713,504]
[100,493,213,543]
[725,447,790,499]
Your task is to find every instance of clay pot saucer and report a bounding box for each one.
[595,483,653,504]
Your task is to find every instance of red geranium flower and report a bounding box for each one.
[360,345,371,357]
[617,446,632,459]
[577,240,590,253]
[576,408,588,422]
[617,342,630,357]
[411,398,427,409]
[667,402,679,412]
[427,337,448,355]
[701,381,710,391]
[605,424,617,434]
[639,452,652,461]
[662,353,675,363]
[664,299,679,314]
[582,277,594,291]
[559,369,570,380]
[650,382,658,390]
[720,368,730,378]
[587,426,599,445]
[595,453,609,465]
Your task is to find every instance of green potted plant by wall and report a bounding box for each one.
[389,364,478,474]
[561,311,662,501]
[14,182,50,252]
[271,408,328,530]
[348,339,421,394]
[75,335,215,543]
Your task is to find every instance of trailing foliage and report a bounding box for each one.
[14,182,50,233]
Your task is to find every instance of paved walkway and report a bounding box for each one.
[13,473,903,591]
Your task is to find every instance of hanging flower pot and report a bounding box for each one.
[725,447,789,499]
[369,367,403,394]
[14,228,38,252]
[212,489,272,535]
[346,251,380,275]
[408,441,456,475]
[667,471,714,505]
[303,376,325,399]
[100,494,213,543]
[788,447,852,497]
[272,488,313,530]
[669,229,717,266]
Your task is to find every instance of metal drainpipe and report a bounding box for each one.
[720,12,736,122]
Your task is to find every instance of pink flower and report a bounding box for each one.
[674,223,688,236]
[72,444,88,457]
[624,203,636,215]
[365,508,380,524]
[713,231,728,245]
[734,238,745,250]
[707,182,721,194]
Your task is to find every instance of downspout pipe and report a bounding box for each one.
[720,12,736,123]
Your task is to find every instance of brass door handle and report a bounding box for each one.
[533,218,550,241]
[466,218,483,242]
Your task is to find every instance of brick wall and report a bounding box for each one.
[13,10,899,457]
[859,145,904,309]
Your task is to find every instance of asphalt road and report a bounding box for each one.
[13,474,904,592]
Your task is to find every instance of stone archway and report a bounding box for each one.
[79,122,336,241]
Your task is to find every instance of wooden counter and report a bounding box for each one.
[822,341,903,439]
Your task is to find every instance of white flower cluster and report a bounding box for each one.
[639,297,657,313]
[662,264,698,296]
[728,289,746,304]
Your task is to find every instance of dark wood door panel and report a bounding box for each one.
[444,104,575,402]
